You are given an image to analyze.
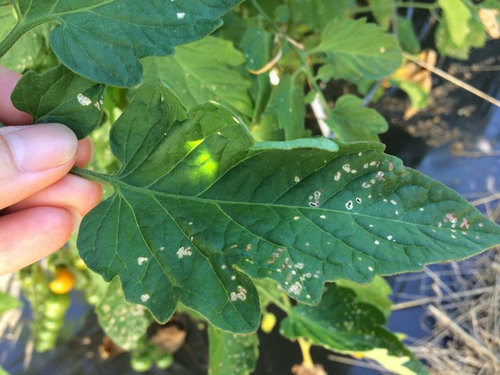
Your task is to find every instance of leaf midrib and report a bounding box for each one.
[79,167,486,236]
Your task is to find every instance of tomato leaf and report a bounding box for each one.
[336,276,393,318]
[368,0,393,30]
[77,84,500,333]
[330,94,388,142]
[142,36,253,119]
[291,0,356,31]
[11,65,104,139]
[263,74,307,140]
[280,285,428,375]
[8,0,243,86]
[312,18,402,83]
[95,278,152,350]
[208,326,259,375]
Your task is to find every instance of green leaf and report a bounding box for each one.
[291,0,357,31]
[368,0,393,30]
[435,14,486,60]
[0,4,16,41]
[389,79,429,110]
[96,278,152,350]
[263,74,307,140]
[313,18,402,84]
[77,83,500,333]
[9,0,242,86]
[0,5,55,73]
[0,364,10,375]
[239,25,273,125]
[438,0,472,46]
[330,94,388,142]
[396,16,421,54]
[208,326,259,375]
[280,285,427,375]
[0,291,21,315]
[336,276,393,318]
[11,65,104,139]
[78,85,260,333]
[0,7,53,75]
[142,36,253,119]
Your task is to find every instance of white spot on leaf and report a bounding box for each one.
[230,285,247,301]
[77,93,92,106]
[177,246,192,258]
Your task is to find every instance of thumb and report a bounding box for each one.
[0,123,78,209]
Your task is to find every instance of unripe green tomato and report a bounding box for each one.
[155,352,173,369]
[44,293,70,319]
[35,339,55,353]
[42,317,64,331]
[37,328,58,343]
[130,353,153,373]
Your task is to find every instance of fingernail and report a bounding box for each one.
[69,208,83,231]
[3,124,77,172]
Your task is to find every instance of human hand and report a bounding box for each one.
[0,66,102,275]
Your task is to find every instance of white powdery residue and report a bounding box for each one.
[387,235,393,240]
[293,216,300,221]
[230,285,247,301]
[141,294,150,302]
[374,240,380,245]
[368,266,374,272]
[342,164,351,173]
[295,263,304,269]
[390,199,398,206]
[137,257,148,266]
[288,282,303,296]
[294,176,300,183]
[77,93,92,106]
[334,171,341,181]
[320,215,326,219]
[176,12,185,19]
[177,246,192,258]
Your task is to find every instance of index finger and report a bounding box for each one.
[0,66,33,125]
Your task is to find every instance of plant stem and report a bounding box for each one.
[0,24,26,58]
[250,0,336,136]
[255,284,292,314]
[298,338,314,367]
[71,166,114,186]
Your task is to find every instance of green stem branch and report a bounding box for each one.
[71,166,114,186]
[0,24,27,58]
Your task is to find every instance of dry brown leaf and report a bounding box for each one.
[478,8,500,39]
[98,335,124,360]
[149,324,187,353]
[391,49,437,119]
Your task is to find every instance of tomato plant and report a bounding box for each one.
[1,0,500,374]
